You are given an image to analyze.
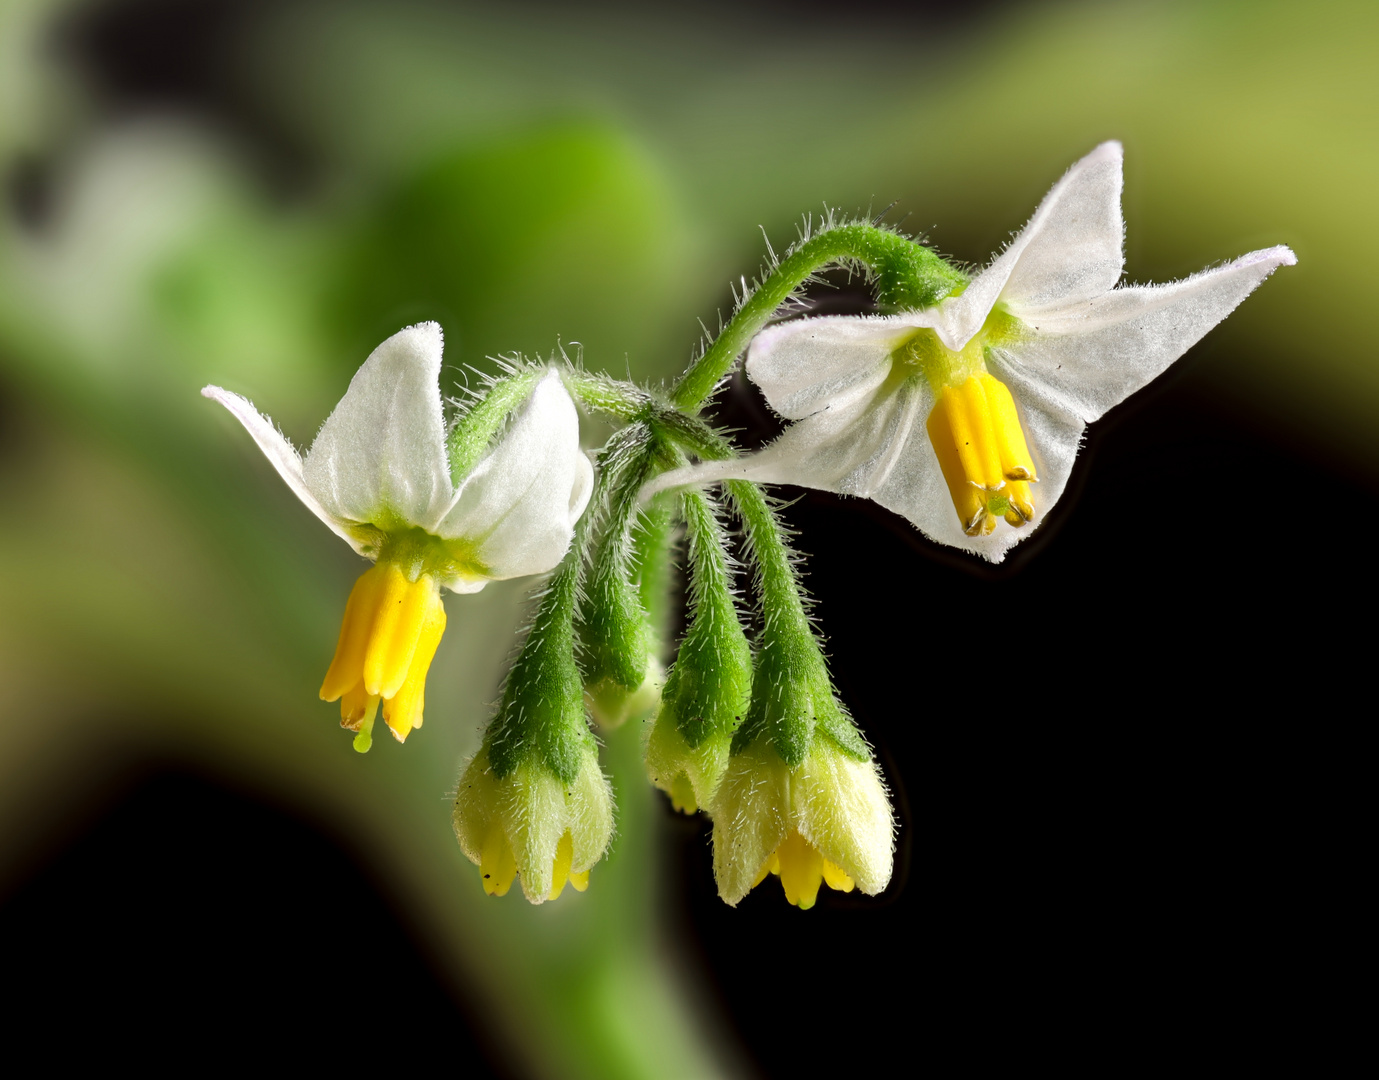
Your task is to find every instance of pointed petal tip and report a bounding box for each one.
[1087,139,1124,162]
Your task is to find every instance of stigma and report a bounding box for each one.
[752,830,855,910]
[320,561,447,751]
[926,372,1038,536]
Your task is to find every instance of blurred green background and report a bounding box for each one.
[0,0,1371,1075]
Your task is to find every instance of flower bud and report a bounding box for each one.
[586,657,664,729]
[453,743,613,904]
[711,734,893,909]
[455,556,614,902]
[644,589,752,814]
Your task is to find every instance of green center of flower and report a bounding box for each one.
[346,523,490,583]
[893,303,1022,393]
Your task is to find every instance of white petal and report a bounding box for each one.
[436,369,586,580]
[643,377,924,504]
[1003,245,1297,422]
[931,141,1125,351]
[302,322,452,530]
[746,314,921,420]
[201,385,366,554]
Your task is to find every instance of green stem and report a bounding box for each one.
[680,487,735,608]
[725,479,807,630]
[670,223,965,411]
[447,368,540,482]
[564,367,651,421]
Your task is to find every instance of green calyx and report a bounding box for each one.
[352,524,488,583]
[727,480,869,768]
[661,488,751,749]
[486,553,593,785]
[577,424,666,694]
[895,303,1022,394]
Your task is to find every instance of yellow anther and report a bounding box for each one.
[926,401,985,532]
[821,859,855,893]
[381,594,445,741]
[338,681,379,730]
[1003,479,1034,527]
[979,373,1038,482]
[480,825,518,897]
[320,565,386,702]
[320,561,447,745]
[941,379,1002,491]
[548,832,575,901]
[775,831,824,909]
[361,563,413,697]
[927,374,1039,536]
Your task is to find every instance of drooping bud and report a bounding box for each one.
[645,488,752,814]
[453,742,613,903]
[454,549,614,901]
[711,735,893,909]
[708,479,894,908]
[579,426,655,724]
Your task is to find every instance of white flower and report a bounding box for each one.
[203,322,594,746]
[647,142,1296,562]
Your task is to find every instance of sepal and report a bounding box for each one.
[645,587,752,813]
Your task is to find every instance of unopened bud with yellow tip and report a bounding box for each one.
[454,525,614,902]
[453,744,613,903]
[713,736,893,910]
[644,487,752,815]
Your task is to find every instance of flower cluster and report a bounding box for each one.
[208,143,1292,907]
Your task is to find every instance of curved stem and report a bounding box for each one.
[670,223,965,412]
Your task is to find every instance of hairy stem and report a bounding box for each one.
[670,223,965,411]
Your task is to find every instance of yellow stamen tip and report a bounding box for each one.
[929,373,1039,535]
[548,832,575,901]
[480,825,517,897]
[321,564,447,748]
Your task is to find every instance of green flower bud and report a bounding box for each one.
[586,657,664,729]
[711,735,893,910]
[455,550,614,902]
[644,486,752,813]
[645,585,751,814]
[454,742,613,904]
